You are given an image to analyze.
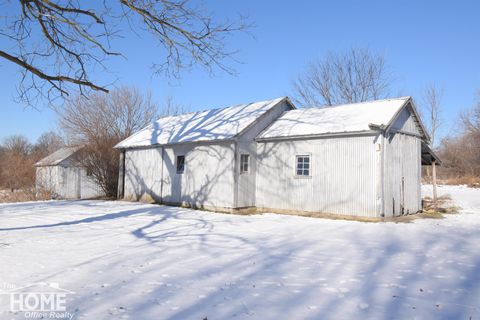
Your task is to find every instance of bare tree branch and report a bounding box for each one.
[0,50,108,94]
[1,0,249,106]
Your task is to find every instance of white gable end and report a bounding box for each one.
[391,106,422,136]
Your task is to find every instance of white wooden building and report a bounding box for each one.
[35,147,104,199]
[116,96,438,218]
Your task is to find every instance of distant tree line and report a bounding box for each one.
[436,93,480,185]
[0,132,64,192]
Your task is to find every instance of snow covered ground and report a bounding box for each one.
[0,185,479,320]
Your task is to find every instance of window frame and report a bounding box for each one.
[295,154,311,178]
[176,155,185,174]
[240,154,250,174]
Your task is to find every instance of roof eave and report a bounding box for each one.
[256,130,379,142]
[115,137,237,150]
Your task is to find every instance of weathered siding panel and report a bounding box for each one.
[383,132,422,217]
[36,166,60,194]
[392,107,421,136]
[60,167,80,199]
[59,167,104,199]
[256,135,380,217]
[78,168,105,199]
[236,100,293,208]
[37,166,103,199]
[162,142,235,209]
[124,142,235,209]
[124,148,163,202]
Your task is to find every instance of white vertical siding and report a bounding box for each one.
[162,142,235,208]
[124,142,235,209]
[383,106,423,217]
[36,166,60,194]
[36,166,104,199]
[59,167,81,198]
[236,100,293,208]
[78,168,105,199]
[124,148,163,202]
[256,135,380,217]
[383,133,421,217]
[58,167,104,199]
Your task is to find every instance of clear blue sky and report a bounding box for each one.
[1,0,479,143]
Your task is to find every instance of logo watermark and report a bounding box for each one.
[0,282,75,319]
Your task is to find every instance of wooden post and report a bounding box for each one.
[432,160,437,212]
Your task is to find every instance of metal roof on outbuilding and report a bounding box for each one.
[257,97,415,140]
[34,147,80,167]
[115,97,291,149]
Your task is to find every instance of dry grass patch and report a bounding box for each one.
[420,194,461,219]
[0,189,53,203]
[432,176,480,188]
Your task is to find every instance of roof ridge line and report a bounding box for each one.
[154,96,287,121]
[301,96,411,111]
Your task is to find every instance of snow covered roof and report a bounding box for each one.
[258,97,412,140]
[115,97,290,148]
[34,147,80,167]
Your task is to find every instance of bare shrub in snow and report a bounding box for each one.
[0,132,65,196]
[57,86,160,197]
[0,135,35,191]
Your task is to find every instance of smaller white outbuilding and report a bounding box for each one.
[35,147,104,199]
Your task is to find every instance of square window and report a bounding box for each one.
[295,155,311,177]
[176,155,185,174]
[240,154,249,174]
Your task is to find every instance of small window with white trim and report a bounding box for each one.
[240,154,250,174]
[176,155,185,174]
[296,155,310,176]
